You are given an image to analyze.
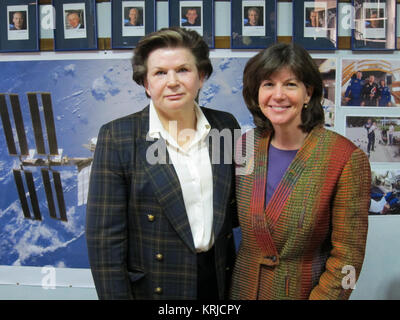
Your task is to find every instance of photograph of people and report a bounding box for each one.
[86,27,240,299]
[181,7,201,26]
[230,43,370,300]
[343,71,364,106]
[9,11,27,30]
[346,116,400,162]
[366,9,384,28]
[244,7,262,26]
[305,8,325,28]
[124,7,143,26]
[65,10,84,29]
[360,74,379,106]
[370,170,400,215]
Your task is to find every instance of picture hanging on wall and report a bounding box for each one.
[292,0,338,50]
[53,0,97,51]
[111,0,156,49]
[345,115,400,163]
[351,0,396,51]
[231,0,276,49]
[341,58,400,107]
[0,0,39,52]
[370,169,400,215]
[168,0,214,48]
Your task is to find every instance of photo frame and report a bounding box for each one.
[231,0,276,49]
[53,0,97,51]
[0,0,39,52]
[293,0,337,50]
[168,0,214,48]
[370,169,400,215]
[341,58,399,107]
[111,0,156,49]
[351,0,396,51]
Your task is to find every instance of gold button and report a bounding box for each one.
[156,253,163,261]
[147,214,155,222]
[155,287,162,294]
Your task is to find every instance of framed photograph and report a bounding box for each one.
[370,169,400,215]
[345,115,400,163]
[293,0,337,50]
[0,0,38,52]
[352,0,396,51]
[231,0,276,49]
[169,0,214,48]
[53,0,97,51]
[341,58,399,107]
[111,0,156,49]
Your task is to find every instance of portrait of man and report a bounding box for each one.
[9,11,27,30]
[181,7,201,26]
[124,7,143,26]
[305,7,325,28]
[65,10,85,29]
[366,9,384,28]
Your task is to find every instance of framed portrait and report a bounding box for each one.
[293,0,337,50]
[169,0,214,48]
[111,0,156,49]
[369,169,400,215]
[53,0,97,51]
[351,0,396,51]
[0,0,39,52]
[231,0,276,49]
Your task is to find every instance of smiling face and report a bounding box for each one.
[129,8,138,24]
[248,9,259,26]
[185,9,198,24]
[258,67,312,132]
[144,47,205,120]
[67,13,80,28]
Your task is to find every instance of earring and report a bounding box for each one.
[304,103,308,109]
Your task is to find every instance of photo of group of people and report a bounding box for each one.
[352,0,396,49]
[341,59,400,107]
[122,1,145,37]
[370,169,400,215]
[345,116,400,162]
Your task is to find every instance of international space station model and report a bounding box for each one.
[0,92,93,222]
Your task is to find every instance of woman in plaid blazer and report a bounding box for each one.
[86,27,239,299]
[230,43,371,300]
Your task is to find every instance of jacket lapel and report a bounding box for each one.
[136,108,196,253]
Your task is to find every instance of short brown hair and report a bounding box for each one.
[242,43,324,132]
[132,27,213,87]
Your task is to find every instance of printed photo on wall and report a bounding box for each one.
[7,5,29,41]
[313,57,336,127]
[345,115,400,162]
[242,2,265,37]
[304,1,327,38]
[370,169,400,215]
[180,2,203,35]
[341,59,400,107]
[352,0,396,50]
[63,3,87,39]
[122,1,145,37]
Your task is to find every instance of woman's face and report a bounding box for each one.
[258,67,312,132]
[144,47,205,118]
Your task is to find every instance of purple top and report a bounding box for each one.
[265,144,298,207]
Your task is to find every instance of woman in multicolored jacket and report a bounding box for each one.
[230,43,371,300]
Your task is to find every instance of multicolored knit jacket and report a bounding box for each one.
[230,125,371,300]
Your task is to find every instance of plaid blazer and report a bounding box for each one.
[86,106,239,299]
[230,126,371,300]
